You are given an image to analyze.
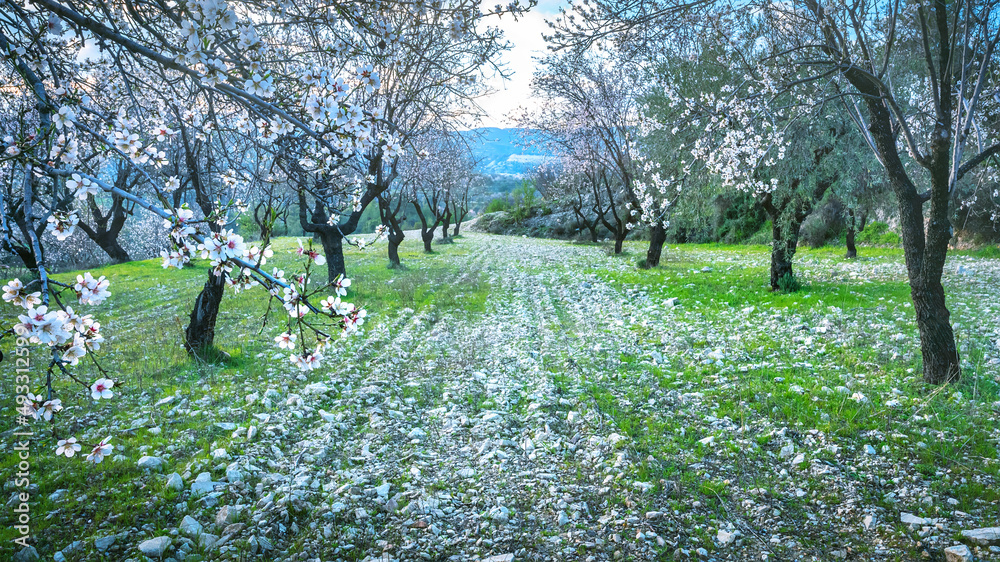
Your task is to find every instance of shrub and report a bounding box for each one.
[485,197,510,213]
[800,198,845,248]
[713,192,767,243]
[237,211,261,241]
[746,220,773,245]
[777,272,801,293]
[856,221,901,246]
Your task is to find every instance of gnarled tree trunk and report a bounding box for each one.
[180,124,228,356]
[768,220,796,291]
[318,232,346,280]
[440,207,452,242]
[645,224,667,268]
[379,193,405,267]
[845,208,867,259]
[761,174,834,291]
[614,231,626,254]
[184,269,226,354]
[857,80,960,384]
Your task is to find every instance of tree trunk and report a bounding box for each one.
[387,233,402,267]
[588,224,599,243]
[912,279,960,383]
[645,224,667,267]
[422,230,434,253]
[97,235,130,263]
[318,231,346,280]
[770,244,795,291]
[453,221,461,237]
[845,208,858,259]
[769,220,795,291]
[863,98,960,383]
[614,232,625,254]
[10,244,38,271]
[440,211,451,242]
[184,269,226,354]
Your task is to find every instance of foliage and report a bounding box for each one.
[485,197,511,213]
[856,222,901,247]
[776,272,801,294]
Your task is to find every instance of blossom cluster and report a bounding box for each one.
[5,274,114,464]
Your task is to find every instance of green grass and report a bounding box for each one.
[1,234,998,561]
[0,234,493,555]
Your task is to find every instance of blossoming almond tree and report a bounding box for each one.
[292,0,523,278]
[0,0,496,465]
[712,0,1000,384]
[524,48,680,265]
[549,0,1000,384]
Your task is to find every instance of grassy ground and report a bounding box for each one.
[1,234,998,561]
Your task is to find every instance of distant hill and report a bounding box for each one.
[460,127,554,177]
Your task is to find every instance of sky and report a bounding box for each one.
[474,0,566,129]
[73,2,566,130]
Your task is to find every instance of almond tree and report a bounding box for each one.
[744,0,1000,383]
[551,0,1000,384]
[525,49,678,263]
[294,0,521,277]
[402,132,481,252]
[547,159,605,242]
[1,0,528,470]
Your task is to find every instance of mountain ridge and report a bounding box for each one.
[460,127,553,177]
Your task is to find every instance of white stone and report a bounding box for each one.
[138,536,171,557]
[962,527,1000,546]
[137,456,164,472]
[901,513,928,527]
[488,505,510,523]
[407,427,427,440]
[191,479,222,496]
[226,468,243,482]
[13,546,39,562]
[945,544,973,562]
[166,473,184,492]
[216,505,242,525]
[375,483,391,499]
[558,510,570,526]
[199,533,219,549]
[717,529,739,545]
[180,515,203,538]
